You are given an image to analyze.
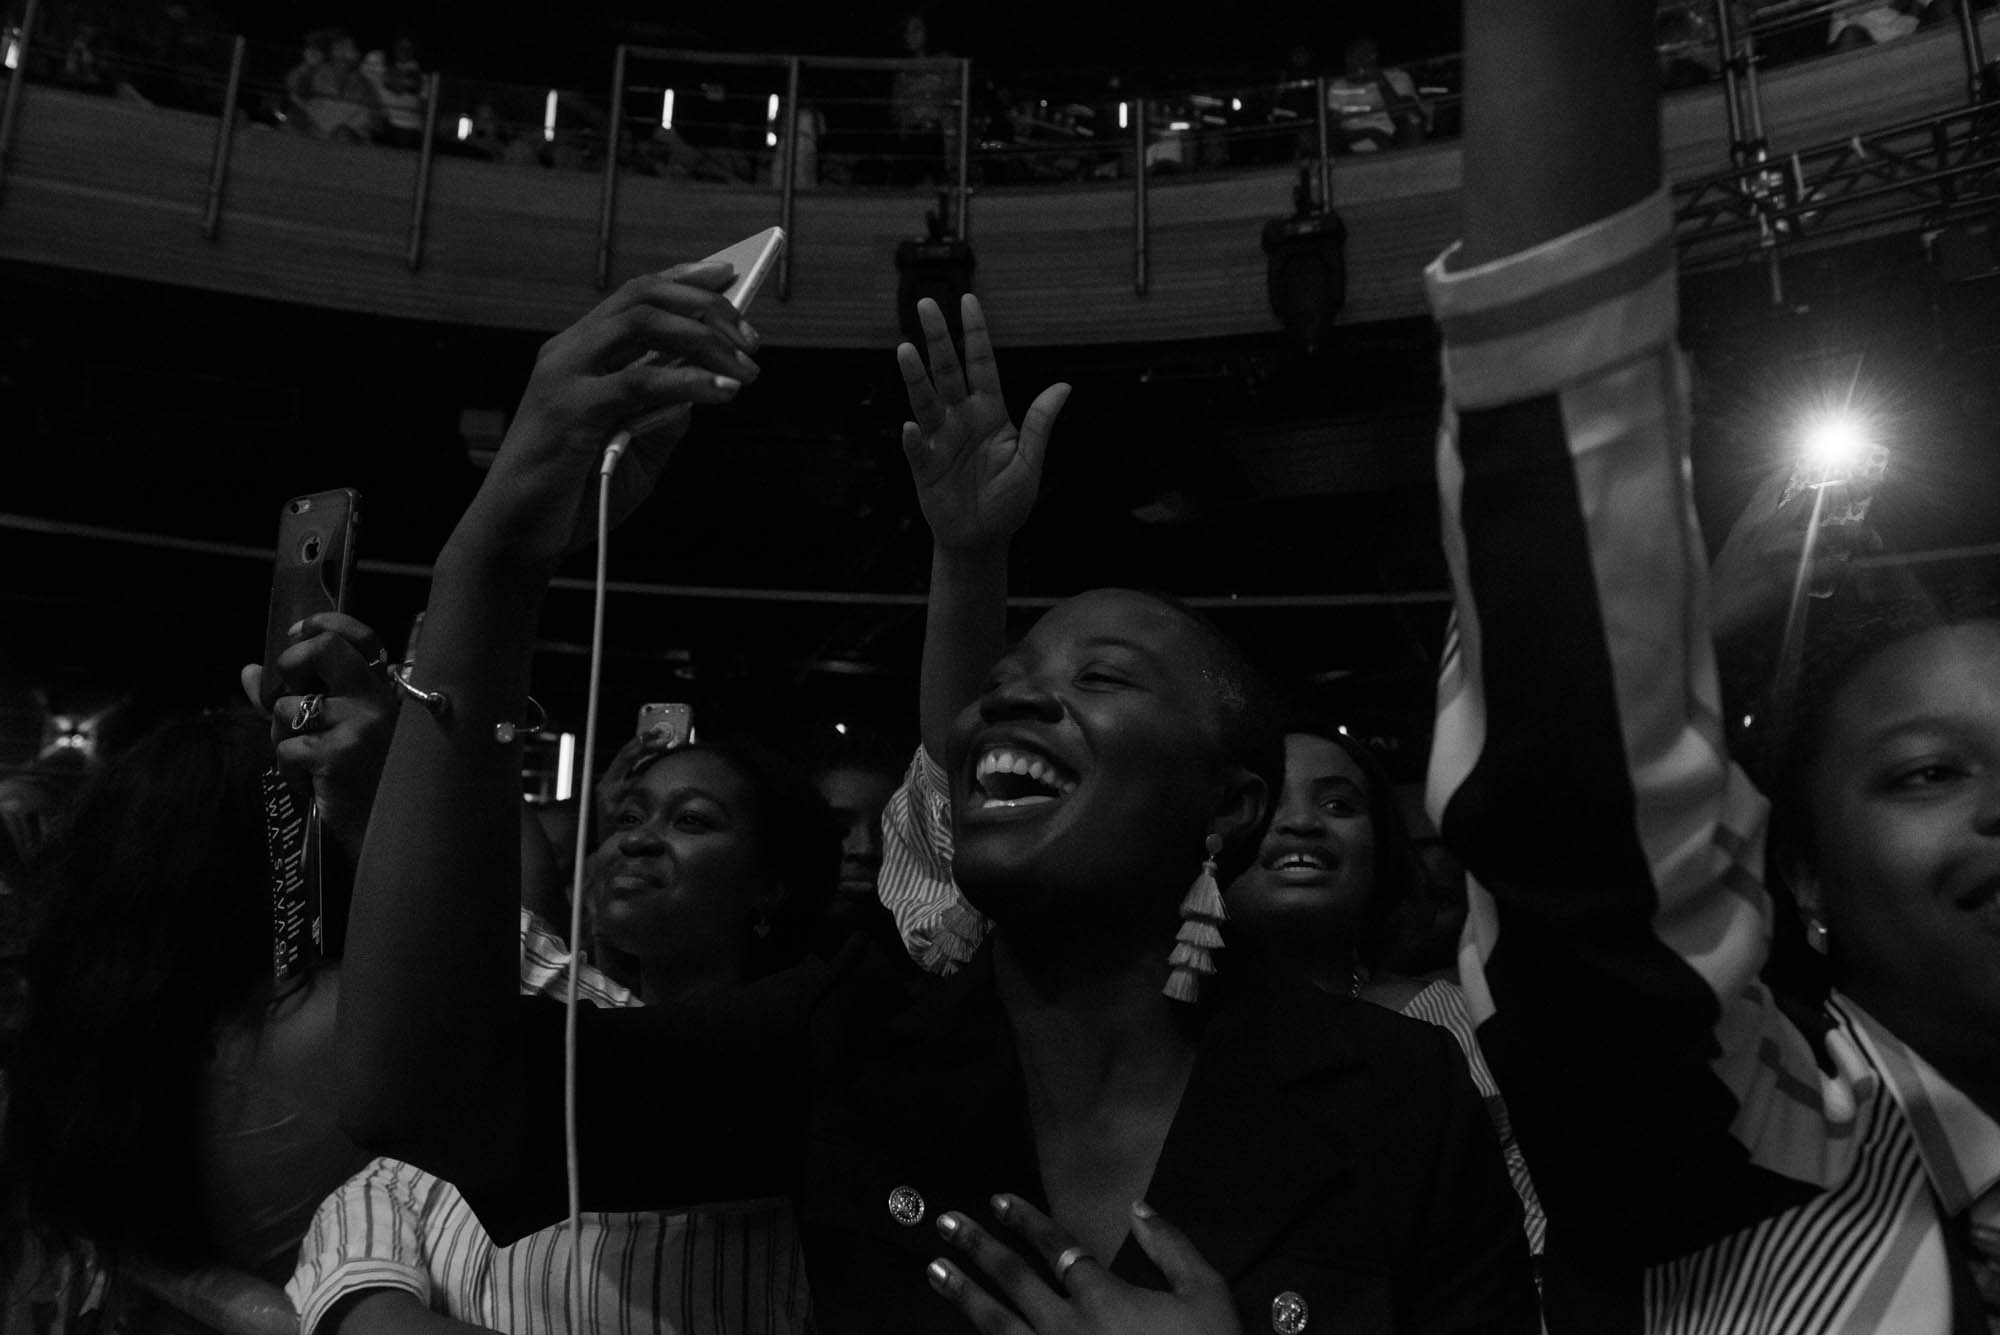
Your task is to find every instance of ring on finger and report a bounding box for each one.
[290,692,325,733]
[1052,1245,1095,1289]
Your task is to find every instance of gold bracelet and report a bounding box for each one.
[390,663,546,743]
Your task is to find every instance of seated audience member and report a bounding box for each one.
[303,30,379,142]
[4,614,394,1283]
[288,737,830,1335]
[335,269,1538,1332]
[1324,38,1428,153]
[1830,0,1938,48]
[1426,0,2000,1329]
[361,41,425,148]
[284,30,329,132]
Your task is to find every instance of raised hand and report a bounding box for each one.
[898,294,1070,553]
[1708,465,1876,646]
[926,1195,1243,1335]
[241,611,399,859]
[457,263,761,571]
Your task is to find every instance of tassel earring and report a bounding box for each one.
[1164,833,1227,1003]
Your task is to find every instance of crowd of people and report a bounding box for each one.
[15,0,1987,191]
[6,0,2000,1333]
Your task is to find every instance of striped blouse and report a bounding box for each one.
[285,911,813,1335]
[1424,185,2000,1332]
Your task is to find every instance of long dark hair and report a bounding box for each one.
[6,707,278,1262]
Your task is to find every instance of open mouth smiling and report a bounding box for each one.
[972,744,1079,810]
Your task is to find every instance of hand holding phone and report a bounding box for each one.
[259,489,362,708]
[621,227,786,439]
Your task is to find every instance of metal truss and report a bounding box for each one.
[1674,98,2000,286]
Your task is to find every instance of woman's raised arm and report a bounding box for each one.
[336,264,757,1183]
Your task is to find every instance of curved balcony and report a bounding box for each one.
[1,9,1994,348]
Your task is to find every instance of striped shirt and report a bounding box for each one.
[876,747,1548,1256]
[286,911,813,1335]
[1425,185,2000,1333]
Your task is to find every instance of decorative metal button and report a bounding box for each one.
[1270,1290,1309,1334]
[886,1185,926,1227]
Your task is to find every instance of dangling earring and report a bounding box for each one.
[1805,918,1830,955]
[1164,833,1227,1004]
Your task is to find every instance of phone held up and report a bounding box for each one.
[259,487,361,984]
[622,227,786,439]
[259,488,362,708]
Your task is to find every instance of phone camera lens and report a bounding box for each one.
[300,534,323,563]
[290,498,312,515]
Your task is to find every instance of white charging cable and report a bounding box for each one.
[557,427,631,1333]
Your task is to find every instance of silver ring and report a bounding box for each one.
[1052,1245,1094,1288]
[289,692,324,733]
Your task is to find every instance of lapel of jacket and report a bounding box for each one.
[1108,983,1367,1287]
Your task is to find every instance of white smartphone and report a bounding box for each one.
[622,227,786,438]
[708,225,786,313]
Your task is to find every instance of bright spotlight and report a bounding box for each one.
[455,114,472,141]
[1798,412,1874,475]
[833,722,848,736]
[543,89,558,143]
[661,88,675,130]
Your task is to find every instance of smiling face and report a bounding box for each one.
[1803,620,2000,1055]
[586,749,775,983]
[1224,733,1379,958]
[945,589,1265,938]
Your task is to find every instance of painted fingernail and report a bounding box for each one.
[287,618,306,638]
[736,349,759,372]
[713,375,742,393]
[926,1260,953,1292]
[1131,1199,1156,1220]
[738,321,760,348]
[989,1194,1011,1218]
[936,1212,961,1238]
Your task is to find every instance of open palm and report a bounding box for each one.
[898,295,1070,552]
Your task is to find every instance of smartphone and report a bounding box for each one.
[709,225,786,313]
[259,488,361,708]
[637,702,695,748]
[623,227,787,437]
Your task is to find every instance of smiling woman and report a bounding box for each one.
[333,266,1540,1334]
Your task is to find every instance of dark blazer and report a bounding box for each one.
[464,948,1539,1335]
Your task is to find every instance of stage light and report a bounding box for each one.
[765,92,779,148]
[1118,101,1129,129]
[543,89,557,143]
[456,115,472,141]
[834,722,848,736]
[661,88,675,130]
[1231,97,1243,112]
[3,31,19,70]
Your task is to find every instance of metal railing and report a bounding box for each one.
[2,0,1993,305]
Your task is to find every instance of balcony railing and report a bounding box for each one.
[2,0,1994,338]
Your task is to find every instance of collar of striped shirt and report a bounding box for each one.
[1841,993,2000,1218]
[518,907,638,1008]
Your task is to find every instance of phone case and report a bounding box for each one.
[259,488,361,707]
